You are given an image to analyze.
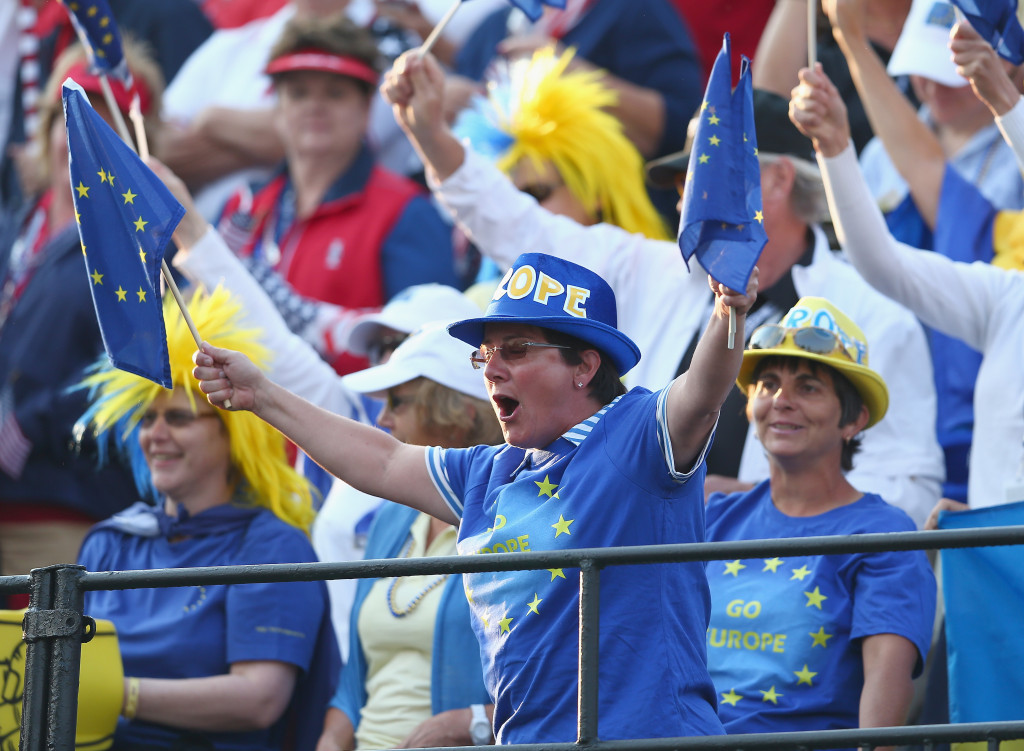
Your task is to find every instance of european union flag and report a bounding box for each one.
[486,0,567,23]
[62,81,181,388]
[678,34,766,293]
[58,0,130,82]
[939,500,1024,723]
[951,0,1024,63]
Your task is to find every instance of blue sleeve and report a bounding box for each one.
[848,539,936,677]
[379,196,458,300]
[226,523,326,670]
[426,445,490,520]
[934,164,998,264]
[329,605,369,729]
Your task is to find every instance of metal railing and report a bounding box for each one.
[3,525,1024,751]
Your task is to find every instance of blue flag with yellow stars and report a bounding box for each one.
[62,80,181,388]
[951,0,1024,63]
[678,34,766,293]
[58,0,131,82]
[480,0,567,23]
[939,500,1024,723]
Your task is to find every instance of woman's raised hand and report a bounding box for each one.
[710,266,759,319]
[789,63,851,158]
[381,50,447,139]
[950,19,1022,117]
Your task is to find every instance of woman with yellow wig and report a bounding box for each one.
[76,286,338,751]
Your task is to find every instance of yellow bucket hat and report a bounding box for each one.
[736,297,889,428]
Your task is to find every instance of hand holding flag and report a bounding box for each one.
[950,0,1024,63]
[63,81,183,388]
[678,34,767,347]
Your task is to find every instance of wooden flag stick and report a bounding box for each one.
[419,0,460,56]
[728,308,736,349]
[808,0,817,69]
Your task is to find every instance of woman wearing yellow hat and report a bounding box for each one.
[704,297,936,739]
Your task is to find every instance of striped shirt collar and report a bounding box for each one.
[561,394,625,446]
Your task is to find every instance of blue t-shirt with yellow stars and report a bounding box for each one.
[426,387,724,743]
[704,481,935,734]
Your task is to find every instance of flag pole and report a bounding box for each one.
[419,0,460,56]
[728,307,736,349]
[808,0,817,68]
[127,97,230,407]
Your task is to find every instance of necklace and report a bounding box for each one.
[386,535,450,618]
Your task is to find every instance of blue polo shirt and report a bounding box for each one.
[427,387,723,743]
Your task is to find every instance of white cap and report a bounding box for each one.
[887,0,967,87]
[341,321,488,401]
[346,284,483,356]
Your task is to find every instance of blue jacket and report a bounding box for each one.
[330,503,489,727]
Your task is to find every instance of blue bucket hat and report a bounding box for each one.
[447,253,641,375]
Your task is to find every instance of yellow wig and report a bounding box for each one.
[460,47,670,240]
[81,285,315,533]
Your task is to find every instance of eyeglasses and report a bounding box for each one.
[139,409,220,429]
[518,183,559,203]
[470,339,573,369]
[749,324,854,362]
[385,390,416,412]
[368,333,408,366]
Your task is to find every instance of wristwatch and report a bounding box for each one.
[469,703,491,745]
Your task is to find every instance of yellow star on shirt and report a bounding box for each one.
[708,113,720,126]
[527,594,542,614]
[790,565,811,581]
[698,153,710,165]
[75,182,90,198]
[810,626,833,647]
[115,286,127,302]
[122,188,136,205]
[535,475,558,497]
[134,216,148,232]
[804,586,827,610]
[136,287,147,302]
[709,134,721,146]
[499,616,513,634]
[547,568,566,581]
[552,515,573,537]
[794,664,817,686]
[754,210,764,224]
[90,269,103,285]
[760,686,783,704]
[723,560,746,577]
[763,557,784,573]
[720,689,742,707]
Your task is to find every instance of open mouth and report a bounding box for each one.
[493,395,520,421]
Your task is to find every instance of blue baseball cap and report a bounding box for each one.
[447,253,641,375]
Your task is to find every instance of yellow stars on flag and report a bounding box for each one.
[804,586,827,610]
[465,588,474,604]
[75,211,81,224]
[809,626,833,648]
[723,560,746,577]
[97,167,114,184]
[136,287,147,303]
[75,182,90,198]
[794,664,817,686]
[535,475,559,498]
[87,5,98,17]
[100,15,110,27]
[762,557,784,573]
[139,248,147,265]
[698,153,710,165]
[552,515,574,537]
[720,689,742,707]
[115,286,127,302]
[754,210,764,224]
[700,100,708,112]
[708,113,720,126]
[133,216,148,232]
[527,594,542,615]
[547,568,566,581]
[90,269,103,286]
[709,134,721,147]
[790,565,811,581]
[499,615,513,634]
[122,188,136,205]
[102,33,113,45]
[760,686,783,705]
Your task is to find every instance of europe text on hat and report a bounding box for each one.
[887,0,967,87]
[346,284,483,357]
[447,253,641,375]
[646,89,815,188]
[342,321,488,401]
[736,297,889,427]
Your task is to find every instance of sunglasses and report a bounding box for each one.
[139,409,220,429]
[470,339,573,369]
[385,390,416,412]
[749,324,854,362]
[367,333,409,366]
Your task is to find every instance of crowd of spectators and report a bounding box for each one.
[1,0,1022,748]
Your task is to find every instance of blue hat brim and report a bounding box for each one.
[447,314,641,375]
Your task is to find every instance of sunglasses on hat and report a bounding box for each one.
[749,324,854,362]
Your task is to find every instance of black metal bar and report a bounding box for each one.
[20,567,55,751]
[577,560,600,745]
[73,525,1024,592]
[47,565,87,751]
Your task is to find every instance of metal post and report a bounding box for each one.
[577,559,600,745]
[20,564,91,751]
